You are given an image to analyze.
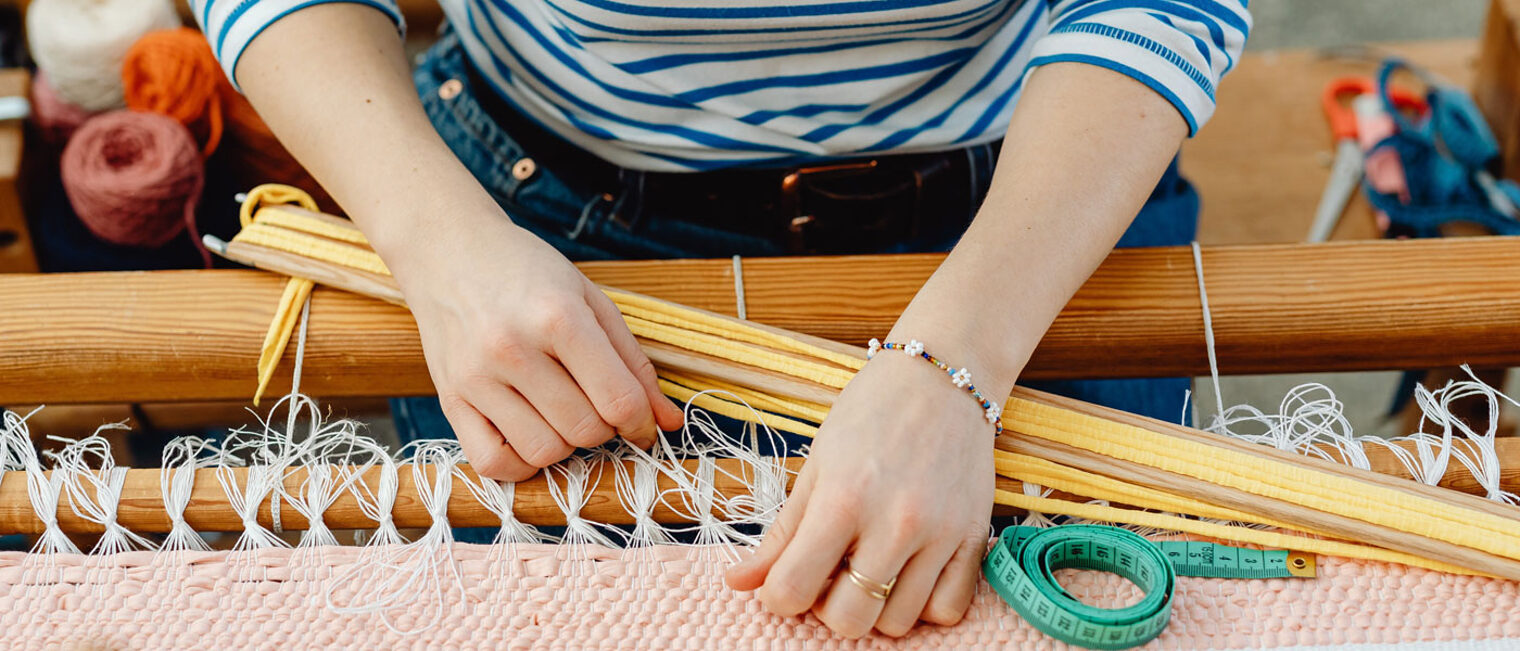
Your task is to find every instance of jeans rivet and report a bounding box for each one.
[511,157,537,181]
[438,79,463,100]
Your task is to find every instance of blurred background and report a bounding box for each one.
[1248,0,1487,49]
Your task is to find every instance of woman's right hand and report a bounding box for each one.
[389,209,685,481]
[233,4,681,480]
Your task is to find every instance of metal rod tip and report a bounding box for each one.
[202,235,228,255]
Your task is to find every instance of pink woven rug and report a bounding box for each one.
[1,543,1515,649]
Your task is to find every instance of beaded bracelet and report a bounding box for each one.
[867,338,1003,435]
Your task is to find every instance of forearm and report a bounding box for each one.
[233,4,521,271]
[890,62,1189,395]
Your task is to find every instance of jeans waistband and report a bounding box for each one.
[461,60,1001,255]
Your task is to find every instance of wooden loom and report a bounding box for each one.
[2,206,1520,577]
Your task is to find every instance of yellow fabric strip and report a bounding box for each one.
[994,490,1484,577]
[253,277,314,406]
[253,207,371,246]
[239,184,317,227]
[605,289,865,372]
[626,315,854,389]
[1006,397,1520,561]
[236,225,394,277]
[657,377,820,439]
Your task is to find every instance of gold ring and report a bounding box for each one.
[844,565,896,600]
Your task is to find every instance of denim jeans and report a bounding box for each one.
[395,33,1199,451]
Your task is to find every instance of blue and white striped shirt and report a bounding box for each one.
[195,0,1250,172]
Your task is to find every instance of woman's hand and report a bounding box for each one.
[725,343,999,637]
[233,5,680,480]
[390,210,684,481]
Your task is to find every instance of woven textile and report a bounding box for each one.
[2,543,1516,649]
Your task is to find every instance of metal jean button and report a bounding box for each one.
[511,157,537,181]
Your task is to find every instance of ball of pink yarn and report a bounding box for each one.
[60,110,204,249]
[31,72,96,144]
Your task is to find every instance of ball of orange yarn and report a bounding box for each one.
[122,27,224,156]
[120,26,335,211]
[61,110,204,251]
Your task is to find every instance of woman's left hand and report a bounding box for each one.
[725,343,1000,637]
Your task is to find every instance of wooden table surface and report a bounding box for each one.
[1186,39,1479,245]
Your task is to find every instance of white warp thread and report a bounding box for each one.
[53,431,157,555]
[1191,241,1227,425]
[732,254,748,320]
[160,436,217,553]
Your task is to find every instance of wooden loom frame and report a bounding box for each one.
[1,237,1519,536]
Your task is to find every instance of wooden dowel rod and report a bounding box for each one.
[0,458,1028,535]
[1313,438,1520,498]
[13,398,390,438]
[641,341,840,406]
[7,236,1520,404]
[224,239,404,306]
[0,458,805,535]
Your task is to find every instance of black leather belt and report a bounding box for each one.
[465,63,998,255]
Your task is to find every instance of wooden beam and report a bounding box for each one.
[3,237,1520,404]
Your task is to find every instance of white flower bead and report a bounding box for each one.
[952,368,972,388]
[867,338,881,359]
[905,339,924,356]
[985,403,1002,423]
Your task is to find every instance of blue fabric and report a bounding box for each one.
[393,36,1200,533]
[1365,58,1520,239]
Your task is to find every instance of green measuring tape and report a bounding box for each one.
[982,525,1314,650]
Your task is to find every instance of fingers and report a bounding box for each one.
[812,528,916,639]
[463,384,571,476]
[553,298,661,446]
[440,395,536,482]
[727,471,815,590]
[755,491,857,617]
[585,287,685,431]
[511,354,616,448]
[872,545,956,637]
[919,533,988,627]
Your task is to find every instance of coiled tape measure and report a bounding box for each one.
[983,525,1314,649]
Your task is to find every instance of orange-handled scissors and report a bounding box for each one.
[1320,77,1427,140]
[1308,77,1428,242]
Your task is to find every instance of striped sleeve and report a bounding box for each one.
[1028,0,1251,134]
[190,0,406,89]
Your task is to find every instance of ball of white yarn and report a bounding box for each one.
[26,0,181,112]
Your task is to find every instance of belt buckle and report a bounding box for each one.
[779,160,878,253]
